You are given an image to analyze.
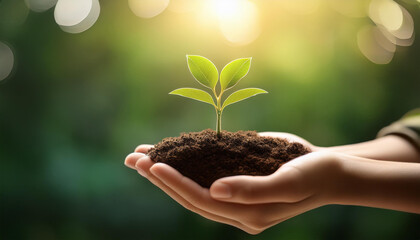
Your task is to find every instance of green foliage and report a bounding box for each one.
[171,55,267,135]
[186,55,219,89]
[220,58,252,91]
[222,88,267,110]
[169,88,216,106]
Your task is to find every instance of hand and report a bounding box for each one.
[125,145,341,234]
[124,135,420,234]
[258,132,320,152]
[261,132,420,163]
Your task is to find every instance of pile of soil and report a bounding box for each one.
[148,129,311,188]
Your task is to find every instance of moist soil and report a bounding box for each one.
[148,129,311,188]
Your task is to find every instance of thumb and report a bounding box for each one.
[209,167,303,204]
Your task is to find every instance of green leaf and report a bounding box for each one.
[169,88,216,106]
[220,57,252,91]
[222,88,267,110]
[186,55,218,89]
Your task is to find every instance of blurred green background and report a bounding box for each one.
[1,0,420,239]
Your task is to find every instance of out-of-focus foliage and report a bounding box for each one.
[1,0,419,239]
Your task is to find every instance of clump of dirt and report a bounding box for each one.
[148,129,310,188]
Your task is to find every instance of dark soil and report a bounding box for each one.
[148,129,311,188]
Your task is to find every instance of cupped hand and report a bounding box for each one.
[125,145,264,234]
[258,132,321,152]
[125,143,342,235]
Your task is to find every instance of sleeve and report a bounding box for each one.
[377,108,420,150]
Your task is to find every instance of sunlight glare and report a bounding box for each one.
[212,0,260,45]
[213,0,241,20]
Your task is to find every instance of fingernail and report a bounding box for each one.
[211,183,231,199]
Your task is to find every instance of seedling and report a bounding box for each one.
[170,55,267,137]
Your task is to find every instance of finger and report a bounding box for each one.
[149,175,260,235]
[146,162,319,233]
[269,197,321,223]
[210,175,277,203]
[258,132,282,137]
[210,166,309,204]
[124,152,146,170]
[148,163,245,218]
[135,144,154,153]
[147,162,294,232]
[243,195,321,229]
[258,132,295,139]
[134,158,258,234]
[264,210,306,229]
[258,132,315,151]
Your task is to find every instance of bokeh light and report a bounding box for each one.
[54,0,100,34]
[61,0,100,34]
[379,24,415,46]
[128,0,170,18]
[378,0,403,31]
[369,0,414,43]
[25,0,57,12]
[54,0,91,27]
[0,41,14,82]
[374,27,396,53]
[123,0,417,59]
[389,6,414,40]
[357,25,394,64]
[359,0,416,63]
[212,0,260,45]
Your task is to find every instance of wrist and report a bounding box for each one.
[326,153,380,206]
[286,152,346,206]
[328,154,420,213]
[319,135,420,162]
[318,152,347,206]
[325,153,352,205]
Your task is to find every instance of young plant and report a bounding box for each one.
[170,55,267,136]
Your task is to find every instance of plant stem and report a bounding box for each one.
[216,109,222,137]
[214,88,223,137]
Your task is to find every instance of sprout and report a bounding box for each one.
[170,55,267,136]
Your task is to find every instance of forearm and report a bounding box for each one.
[323,135,420,163]
[332,154,420,213]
